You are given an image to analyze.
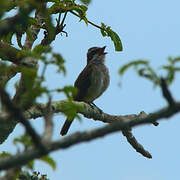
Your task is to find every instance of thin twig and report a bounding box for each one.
[70,11,103,30]
[122,130,152,158]
[61,11,68,27]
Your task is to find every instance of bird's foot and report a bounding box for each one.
[88,102,103,114]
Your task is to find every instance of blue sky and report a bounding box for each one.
[1,0,180,179]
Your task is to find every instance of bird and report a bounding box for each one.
[60,46,110,136]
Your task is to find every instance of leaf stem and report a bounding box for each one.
[70,11,103,30]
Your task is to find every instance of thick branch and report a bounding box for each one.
[0,101,180,170]
[0,65,20,87]
[0,87,47,153]
[0,42,23,64]
[0,99,177,145]
[0,100,148,144]
[0,42,37,68]
[0,8,33,37]
[25,101,150,123]
[0,0,44,37]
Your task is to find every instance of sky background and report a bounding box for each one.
[1,0,180,179]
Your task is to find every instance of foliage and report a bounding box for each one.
[15,133,56,170]
[0,133,56,178]
[0,0,123,178]
[119,57,180,86]
[101,23,123,51]
[1,0,179,179]
[19,171,50,180]
[79,0,91,5]
[0,0,123,52]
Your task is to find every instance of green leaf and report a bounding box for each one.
[56,86,77,100]
[161,56,180,85]
[73,5,87,18]
[108,29,123,51]
[79,0,91,5]
[119,59,161,86]
[173,56,180,63]
[79,5,88,11]
[52,53,66,75]
[100,23,107,37]
[27,160,34,170]
[0,151,12,159]
[100,23,123,51]
[40,156,56,170]
[1,31,13,44]
[16,67,46,109]
[33,45,52,55]
[119,60,149,75]
[138,67,160,85]
[59,100,82,120]
[13,133,33,148]
[80,16,88,25]
[0,0,13,18]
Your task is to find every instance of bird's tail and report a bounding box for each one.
[60,118,74,136]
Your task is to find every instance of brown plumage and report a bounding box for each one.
[60,46,110,136]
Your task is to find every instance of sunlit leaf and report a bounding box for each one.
[40,156,56,170]
[59,100,83,120]
[56,86,77,100]
[13,133,33,148]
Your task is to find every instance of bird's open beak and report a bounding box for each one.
[98,46,107,55]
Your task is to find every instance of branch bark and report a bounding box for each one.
[0,42,23,64]
[0,87,47,153]
[0,101,180,170]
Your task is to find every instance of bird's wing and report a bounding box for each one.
[73,64,93,101]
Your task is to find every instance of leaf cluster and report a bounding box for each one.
[0,133,56,178]
[0,0,124,178]
[119,56,180,87]
[101,23,123,51]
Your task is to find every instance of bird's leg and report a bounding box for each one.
[88,102,103,114]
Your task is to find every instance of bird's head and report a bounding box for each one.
[87,46,107,64]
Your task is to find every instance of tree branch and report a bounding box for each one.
[23,4,46,50]
[160,78,175,106]
[0,42,23,64]
[0,42,37,68]
[0,64,20,87]
[0,100,150,145]
[1,101,180,170]
[122,130,152,158]
[1,99,180,160]
[0,8,33,37]
[0,87,47,153]
[0,0,44,37]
